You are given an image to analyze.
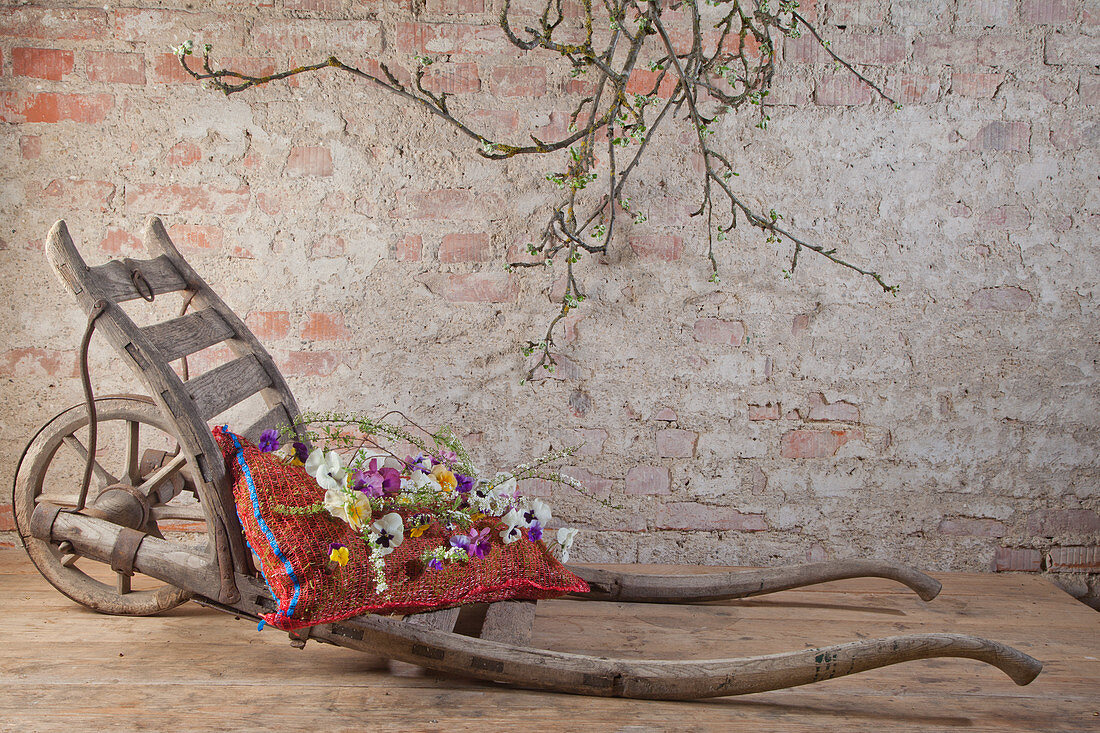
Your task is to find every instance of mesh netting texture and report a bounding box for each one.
[214,427,589,630]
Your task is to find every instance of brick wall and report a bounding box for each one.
[1,0,1097,607]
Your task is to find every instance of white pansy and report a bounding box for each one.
[493,472,517,497]
[499,508,525,544]
[556,527,578,563]
[369,512,405,556]
[323,488,370,531]
[521,498,552,528]
[305,448,345,492]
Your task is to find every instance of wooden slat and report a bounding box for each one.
[480,600,537,644]
[243,404,295,444]
[185,354,271,421]
[403,607,461,632]
[141,309,235,363]
[89,255,188,303]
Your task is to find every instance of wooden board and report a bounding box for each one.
[0,548,1096,732]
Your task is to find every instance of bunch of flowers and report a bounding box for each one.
[258,412,588,593]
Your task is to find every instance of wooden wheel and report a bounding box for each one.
[13,395,204,615]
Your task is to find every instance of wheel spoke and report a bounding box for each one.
[117,573,131,595]
[137,452,187,500]
[150,504,205,521]
[61,435,117,486]
[61,552,80,568]
[124,420,141,484]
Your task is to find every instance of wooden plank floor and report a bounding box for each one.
[1,547,1097,733]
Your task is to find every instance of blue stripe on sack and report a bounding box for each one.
[229,431,302,620]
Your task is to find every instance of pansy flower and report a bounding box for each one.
[432,464,458,493]
[369,512,404,556]
[522,498,552,529]
[409,513,433,538]
[528,521,543,542]
[455,472,474,494]
[272,443,304,467]
[499,508,525,544]
[328,542,349,567]
[258,429,280,453]
[305,448,346,492]
[404,453,432,475]
[468,527,492,559]
[556,527,578,563]
[292,442,309,463]
[427,558,444,571]
[449,534,471,553]
[323,488,370,531]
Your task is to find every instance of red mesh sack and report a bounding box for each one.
[214,427,589,630]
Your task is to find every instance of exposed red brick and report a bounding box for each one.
[422,62,480,94]
[965,285,1033,311]
[780,429,864,459]
[952,72,1006,98]
[439,232,491,262]
[979,205,1031,230]
[395,22,509,55]
[301,312,350,341]
[491,66,546,97]
[395,189,501,220]
[426,0,485,12]
[0,92,114,124]
[888,73,939,104]
[249,19,382,54]
[529,353,583,381]
[466,108,520,135]
[1079,75,1099,105]
[0,505,14,532]
[1047,546,1100,572]
[41,179,115,212]
[100,228,142,256]
[279,350,345,377]
[112,9,245,49]
[828,0,886,25]
[624,70,678,98]
[655,408,678,421]
[558,467,616,496]
[655,502,768,531]
[749,403,781,421]
[814,76,873,105]
[938,517,1007,537]
[693,318,745,346]
[657,428,697,458]
[126,184,250,216]
[1022,0,1075,24]
[808,393,860,422]
[1050,120,1100,151]
[958,0,1017,25]
[913,35,979,66]
[152,54,194,84]
[309,235,345,259]
[787,34,904,65]
[0,348,75,377]
[13,48,74,81]
[629,235,684,262]
[977,35,1035,66]
[419,272,517,303]
[572,428,608,456]
[87,51,145,84]
[1026,509,1100,536]
[967,121,1030,152]
[19,136,41,160]
[246,311,291,340]
[285,146,333,177]
[624,465,671,495]
[993,547,1041,572]
[284,0,343,11]
[168,224,223,251]
[167,141,202,167]
[1045,32,1100,65]
[0,7,108,41]
[395,234,422,262]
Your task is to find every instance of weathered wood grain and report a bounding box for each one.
[88,255,188,303]
[480,600,537,645]
[186,354,271,421]
[243,404,296,445]
[141,308,235,363]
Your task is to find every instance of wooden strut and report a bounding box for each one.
[34,507,1043,701]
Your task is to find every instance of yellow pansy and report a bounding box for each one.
[432,465,457,492]
[328,544,349,567]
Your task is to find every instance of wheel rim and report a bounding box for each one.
[13,396,204,615]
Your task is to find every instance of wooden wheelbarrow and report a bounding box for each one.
[13,217,1042,700]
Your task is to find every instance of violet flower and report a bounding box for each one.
[468,527,492,559]
[528,521,543,542]
[405,454,432,475]
[293,442,309,463]
[455,472,474,494]
[449,534,471,553]
[427,558,444,571]
[258,429,280,453]
[379,466,402,496]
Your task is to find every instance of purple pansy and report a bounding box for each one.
[258,429,280,453]
[427,558,444,571]
[455,472,474,494]
[528,520,543,542]
[405,454,432,475]
[468,527,492,559]
[449,534,471,552]
[379,466,402,496]
[293,442,309,463]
